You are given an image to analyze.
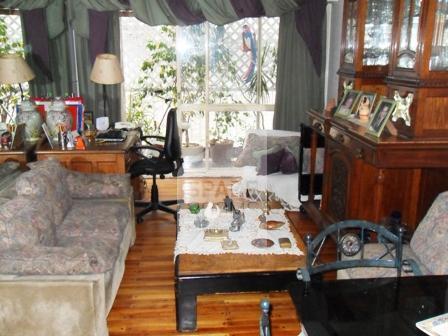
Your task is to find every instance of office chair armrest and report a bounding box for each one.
[141,135,166,143]
[131,145,164,159]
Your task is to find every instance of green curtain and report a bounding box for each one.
[128,0,178,26]
[194,0,238,25]
[20,13,71,98]
[75,11,122,123]
[273,11,325,131]
[5,0,322,128]
[128,0,301,26]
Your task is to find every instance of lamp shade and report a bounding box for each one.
[90,53,124,85]
[0,54,35,84]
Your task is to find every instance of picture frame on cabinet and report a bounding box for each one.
[347,92,377,126]
[367,98,397,137]
[334,90,361,118]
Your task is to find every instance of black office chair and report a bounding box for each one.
[129,108,184,222]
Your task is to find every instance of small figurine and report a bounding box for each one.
[189,203,200,214]
[194,214,209,228]
[66,132,75,149]
[75,136,86,150]
[223,196,235,212]
[1,131,11,150]
[204,202,220,222]
[357,96,371,121]
[392,90,414,126]
[230,209,245,232]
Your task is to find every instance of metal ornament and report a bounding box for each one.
[343,80,353,97]
[229,209,245,232]
[339,233,362,257]
[392,90,414,126]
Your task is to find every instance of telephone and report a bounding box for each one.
[115,121,136,130]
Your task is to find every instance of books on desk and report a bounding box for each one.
[416,312,448,336]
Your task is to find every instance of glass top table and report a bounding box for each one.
[289,275,448,336]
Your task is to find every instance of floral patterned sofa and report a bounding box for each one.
[0,158,135,336]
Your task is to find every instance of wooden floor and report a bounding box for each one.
[108,177,334,335]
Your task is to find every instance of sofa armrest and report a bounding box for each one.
[66,171,131,199]
[0,245,111,275]
[0,273,108,336]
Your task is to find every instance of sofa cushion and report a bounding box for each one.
[53,201,131,275]
[256,147,284,175]
[410,191,448,275]
[234,130,300,167]
[0,161,20,176]
[66,171,131,199]
[0,196,55,248]
[279,147,298,174]
[18,159,72,225]
[57,201,129,241]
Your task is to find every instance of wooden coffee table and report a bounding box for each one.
[174,216,306,332]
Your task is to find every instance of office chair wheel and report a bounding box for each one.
[136,216,144,223]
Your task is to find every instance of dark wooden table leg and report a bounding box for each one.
[175,290,197,332]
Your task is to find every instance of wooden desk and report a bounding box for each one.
[0,142,36,169]
[174,213,306,332]
[35,132,139,174]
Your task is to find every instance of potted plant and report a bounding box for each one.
[209,111,239,164]
[179,115,205,164]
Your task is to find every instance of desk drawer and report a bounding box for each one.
[310,118,326,136]
[328,127,374,163]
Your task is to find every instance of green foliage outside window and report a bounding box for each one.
[126,22,276,143]
[0,16,25,123]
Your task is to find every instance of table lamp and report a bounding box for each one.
[90,53,124,126]
[0,53,35,122]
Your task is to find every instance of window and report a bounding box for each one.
[120,16,279,172]
[0,11,26,122]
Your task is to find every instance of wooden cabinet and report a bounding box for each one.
[386,0,448,138]
[0,143,36,169]
[308,1,448,231]
[338,0,396,96]
[307,109,448,231]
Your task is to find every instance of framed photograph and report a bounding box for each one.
[10,123,25,150]
[367,98,397,137]
[334,90,361,118]
[84,110,93,130]
[41,122,55,149]
[353,92,377,120]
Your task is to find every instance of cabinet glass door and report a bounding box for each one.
[363,0,394,66]
[430,0,448,70]
[344,0,358,64]
[397,0,422,69]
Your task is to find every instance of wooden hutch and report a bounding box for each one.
[305,0,448,231]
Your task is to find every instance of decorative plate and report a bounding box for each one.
[251,238,275,248]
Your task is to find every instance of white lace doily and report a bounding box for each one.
[174,208,304,258]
